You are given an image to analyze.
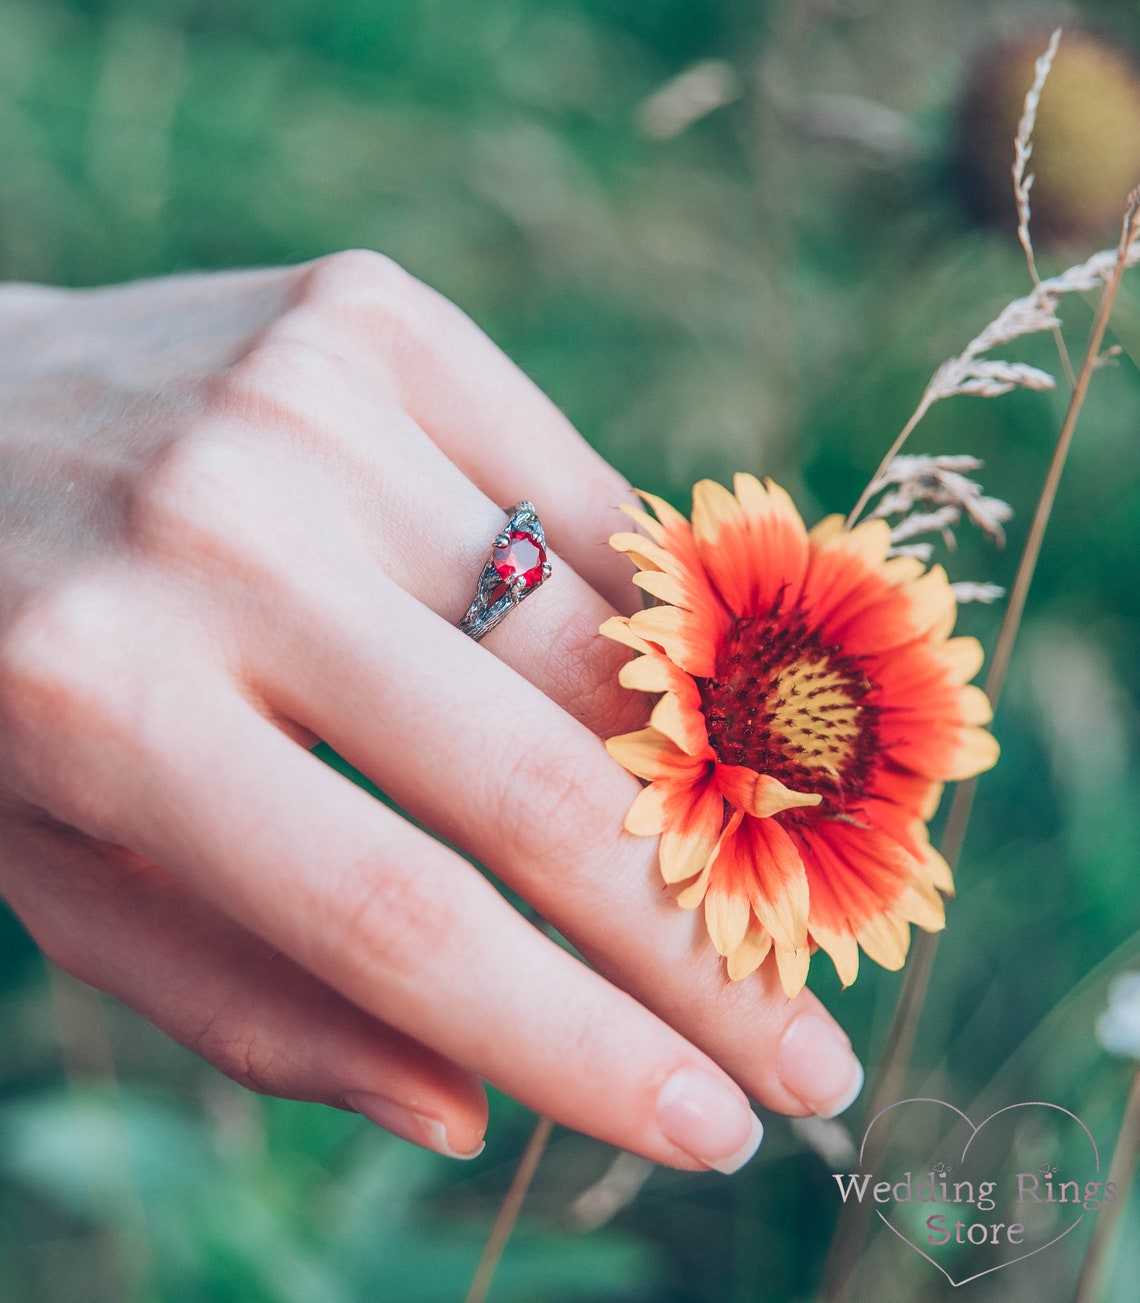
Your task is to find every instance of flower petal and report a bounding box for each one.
[705,882,751,957]
[810,923,860,988]
[631,490,690,540]
[599,615,653,654]
[920,781,946,822]
[618,502,669,546]
[607,531,676,573]
[937,636,986,684]
[807,514,844,546]
[709,814,809,952]
[958,684,994,726]
[775,943,812,998]
[624,783,669,835]
[691,477,746,541]
[826,516,892,567]
[630,605,718,677]
[946,727,1001,780]
[715,765,823,818]
[676,858,713,909]
[894,880,946,932]
[606,727,703,781]
[691,479,752,613]
[691,475,810,617]
[919,841,955,896]
[650,689,711,757]
[812,568,953,660]
[735,477,811,613]
[726,922,773,981]
[880,721,999,781]
[900,565,957,642]
[856,910,911,970]
[659,778,724,885]
[881,555,927,585]
[867,766,944,824]
[634,569,688,606]
[618,653,676,694]
[629,494,728,617]
[792,820,912,940]
[613,498,733,657]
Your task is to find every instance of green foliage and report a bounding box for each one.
[0,1084,658,1301]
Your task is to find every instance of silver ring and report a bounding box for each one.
[459,501,552,642]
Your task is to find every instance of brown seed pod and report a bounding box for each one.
[956,27,1140,244]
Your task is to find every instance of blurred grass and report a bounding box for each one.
[2,1,1140,1300]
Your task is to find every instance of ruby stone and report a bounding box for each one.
[492,530,546,588]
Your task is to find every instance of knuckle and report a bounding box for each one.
[334,862,448,987]
[296,249,436,355]
[129,434,246,547]
[0,580,128,734]
[299,248,417,312]
[207,333,344,434]
[545,606,649,738]
[0,583,148,830]
[489,732,601,873]
[192,1014,287,1098]
[126,433,281,576]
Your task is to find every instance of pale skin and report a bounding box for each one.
[0,251,863,1171]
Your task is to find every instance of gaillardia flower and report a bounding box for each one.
[603,475,999,997]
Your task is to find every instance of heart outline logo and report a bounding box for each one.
[857,1098,1100,1288]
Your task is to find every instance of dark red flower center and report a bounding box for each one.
[700,613,880,814]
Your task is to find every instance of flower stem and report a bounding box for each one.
[464,1115,554,1303]
[987,191,1140,700]
[1074,1067,1140,1302]
[818,192,1140,1303]
[816,927,940,1302]
[843,400,934,530]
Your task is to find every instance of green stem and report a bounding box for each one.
[464,1115,554,1303]
[843,399,933,531]
[1074,1067,1140,1302]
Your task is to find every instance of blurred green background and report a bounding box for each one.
[2,1,1140,1300]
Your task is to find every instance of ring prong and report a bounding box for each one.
[540,562,553,581]
[493,533,510,549]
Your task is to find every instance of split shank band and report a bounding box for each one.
[458,501,552,642]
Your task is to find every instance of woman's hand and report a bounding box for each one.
[0,253,862,1169]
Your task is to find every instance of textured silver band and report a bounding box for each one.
[458,501,552,642]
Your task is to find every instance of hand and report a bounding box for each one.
[0,253,862,1169]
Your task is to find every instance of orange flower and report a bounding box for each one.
[603,475,999,997]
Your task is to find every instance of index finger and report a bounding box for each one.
[95,687,765,1175]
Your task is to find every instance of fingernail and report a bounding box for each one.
[343,1091,485,1160]
[776,1016,864,1118]
[655,1067,764,1174]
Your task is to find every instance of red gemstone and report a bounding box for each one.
[492,530,546,587]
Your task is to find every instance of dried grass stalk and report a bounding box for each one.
[846,228,1140,530]
[1013,27,1063,278]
